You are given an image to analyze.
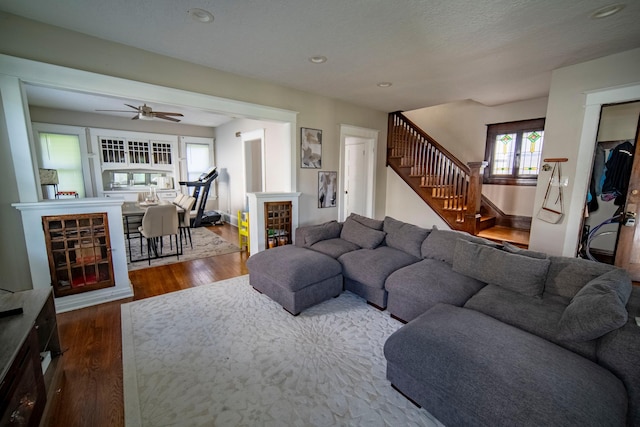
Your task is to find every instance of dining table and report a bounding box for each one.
[121,200,184,262]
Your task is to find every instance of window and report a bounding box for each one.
[39,133,86,197]
[185,143,212,181]
[483,118,545,186]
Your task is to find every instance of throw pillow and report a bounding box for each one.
[501,241,548,259]
[383,216,431,259]
[348,213,384,231]
[421,228,497,264]
[557,268,632,342]
[452,240,550,297]
[340,217,386,249]
[304,221,342,247]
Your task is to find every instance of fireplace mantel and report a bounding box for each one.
[13,198,133,312]
[247,192,302,254]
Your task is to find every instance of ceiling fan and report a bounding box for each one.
[96,103,184,122]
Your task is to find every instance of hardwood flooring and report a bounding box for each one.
[46,224,248,427]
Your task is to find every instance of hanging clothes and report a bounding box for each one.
[601,140,634,206]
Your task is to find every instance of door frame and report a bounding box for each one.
[565,83,640,256]
[338,124,378,221]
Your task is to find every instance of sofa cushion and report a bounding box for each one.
[557,268,632,342]
[302,220,342,246]
[453,240,550,297]
[339,246,419,289]
[464,285,597,360]
[246,245,341,291]
[544,256,618,303]
[348,212,384,230]
[309,238,360,259]
[501,241,548,259]
[383,216,431,258]
[340,217,386,249]
[385,258,486,322]
[421,228,497,264]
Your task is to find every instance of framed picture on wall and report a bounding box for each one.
[318,171,337,208]
[301,127,322,168]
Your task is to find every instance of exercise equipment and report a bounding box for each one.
[179,167,223,227]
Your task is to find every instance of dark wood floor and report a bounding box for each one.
[46,224,248,427]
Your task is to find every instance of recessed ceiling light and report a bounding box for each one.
[377,82,393,88]
[188,8,214,23]
[309,56,327,64]
[590,3,625,19]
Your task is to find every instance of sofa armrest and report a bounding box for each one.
[597,318,640,426]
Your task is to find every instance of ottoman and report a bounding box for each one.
[246,245,343,315]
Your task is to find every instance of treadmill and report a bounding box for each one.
[179,167,223,227]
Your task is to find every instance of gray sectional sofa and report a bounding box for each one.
[248,213,640,426]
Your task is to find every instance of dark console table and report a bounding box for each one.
[0,289,62,426]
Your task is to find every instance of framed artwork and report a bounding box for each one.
[318,171,337,208]
[301,127,322,168]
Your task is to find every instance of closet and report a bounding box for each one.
[582,101,640,263]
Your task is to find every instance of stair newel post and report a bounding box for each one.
[463,161,487,233]
[463,161,488,235]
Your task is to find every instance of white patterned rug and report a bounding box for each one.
[121,275,442,427]
[127,227,240,271]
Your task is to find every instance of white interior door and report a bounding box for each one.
[339,125,378,221]
[345,141,367,217]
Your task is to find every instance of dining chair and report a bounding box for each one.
[179,196,197,249]
[173,193,186,206]
[138,204,180,265]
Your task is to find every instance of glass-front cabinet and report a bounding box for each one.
[42,213,115,297]
[99,136,174,169]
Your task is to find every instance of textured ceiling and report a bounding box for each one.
[2,0,640,116]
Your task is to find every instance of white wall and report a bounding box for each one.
[215,118,291,224]
[597,102,640,142]
[529,48,640,256]
[404,97,548,216]
[385,169,450,230]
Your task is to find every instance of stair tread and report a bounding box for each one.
[477,225,530,247]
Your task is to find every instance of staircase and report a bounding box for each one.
[387,111,530,246]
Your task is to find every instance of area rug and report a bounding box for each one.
[121,275,443,427]
[127,227,240,271]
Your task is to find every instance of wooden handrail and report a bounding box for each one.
[387,111,486,234]
[389,111,470,173]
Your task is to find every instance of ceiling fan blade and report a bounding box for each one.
[95,109,134,112]
[124,104,141,111]
[152,111,184,117]
[131,114,139,120]
[155,114,181,122]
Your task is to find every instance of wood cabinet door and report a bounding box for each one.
[614,116,640,281]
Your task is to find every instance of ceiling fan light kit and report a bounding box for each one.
[96,103,184,122]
